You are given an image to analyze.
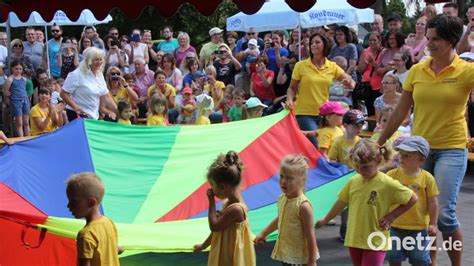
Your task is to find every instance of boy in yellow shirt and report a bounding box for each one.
[66,173,121,266]
[386,136,439,266]
[328,109,365,241]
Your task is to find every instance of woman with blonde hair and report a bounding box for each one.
[174,32,196,70]
[61,47,117,121]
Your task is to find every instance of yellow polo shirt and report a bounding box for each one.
[387,168,439,230]
[403,54,474,149]
[291,58,344,116]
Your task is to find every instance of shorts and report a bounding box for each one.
[386,227,431,266]
[10,98,30,117]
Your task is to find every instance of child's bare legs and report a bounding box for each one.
[15,115,23,137]
[22,115,30,136]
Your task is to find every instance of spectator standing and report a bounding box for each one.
[174,32,196,69]
[406,16,428,63]
[329,26,358,80]
[58,37,79,79]
[23,27,44,75]
[362,14,385,48]
[44,24,62,79]
[83,25,105,50]
[200,27,224,67]
[213,44,241,86]
[61,47,116,121]
[157,26,179,54]
[35,29,45,44]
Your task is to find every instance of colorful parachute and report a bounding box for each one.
[0,110,354,265]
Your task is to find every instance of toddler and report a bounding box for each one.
[147,93,168,126]
[194,151,256,265]
[255,155,319,265]
[386,136,439,266]
[244,39,260,73]
[177,87,196,124]
[317,139,417,266]
[117,100,132,125]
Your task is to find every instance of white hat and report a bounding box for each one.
[248,38,258,47]
[208,27,223,36]
[196,94,214,111]
[245,97,267,108]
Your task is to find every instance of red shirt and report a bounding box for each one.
[251,70,276,101]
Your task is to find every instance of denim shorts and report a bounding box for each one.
[295,115,320,147]
[386,227,431,266]
[423,148,467,234]
[10,98,30,117]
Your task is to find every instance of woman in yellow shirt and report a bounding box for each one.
[286,33,355,147]
[378,15,474,265]
[30,87,64,135]
[106,67,138,105]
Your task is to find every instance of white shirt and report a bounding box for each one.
[0,45,7,64]
[62,68,108,120]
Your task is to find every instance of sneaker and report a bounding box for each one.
[327,219,336,226]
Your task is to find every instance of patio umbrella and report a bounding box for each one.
[227,0,374,32]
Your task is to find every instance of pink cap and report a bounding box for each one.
[182,87,193,94]
[319,101,346,116]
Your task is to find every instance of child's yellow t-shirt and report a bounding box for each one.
[195,116,210,125]
[29,104,56,135]
[338,172,413,250]
[117,118,131,125]
[76,216,119,266]
[387,168,439,230]
[328,135,361,169]
[147,114,166,126]
[205,81,225,106]
[317,126,344,150]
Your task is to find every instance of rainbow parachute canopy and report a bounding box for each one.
[0,110,353,265]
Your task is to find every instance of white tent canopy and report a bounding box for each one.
[0,9,112,27]
[226,0,374,32]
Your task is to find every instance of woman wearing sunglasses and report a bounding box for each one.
[213,44,241,86]
[5,39,33,77]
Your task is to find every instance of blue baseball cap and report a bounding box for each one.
[394,136,430,158]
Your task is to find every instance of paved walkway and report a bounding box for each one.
[121,170,474,265]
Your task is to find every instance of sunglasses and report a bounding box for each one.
[143,29,151,33]
[13,44,23,48]
[247,32,256,35]
[110,72,121,75]
[218,50,227,54]
[51,29,60,33]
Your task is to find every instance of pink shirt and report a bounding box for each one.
[134,69,155,98]
[361,47,384,91]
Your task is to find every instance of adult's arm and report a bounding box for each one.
[377,90,413,146]
[285,78,300,107]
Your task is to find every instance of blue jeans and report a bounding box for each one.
[296,115,320,147]
[423,148,467,234]
[386,228,431,266]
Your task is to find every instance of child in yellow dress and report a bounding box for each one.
[194,151,256,266]
[146,93,168,126]
[255,155,319,265]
